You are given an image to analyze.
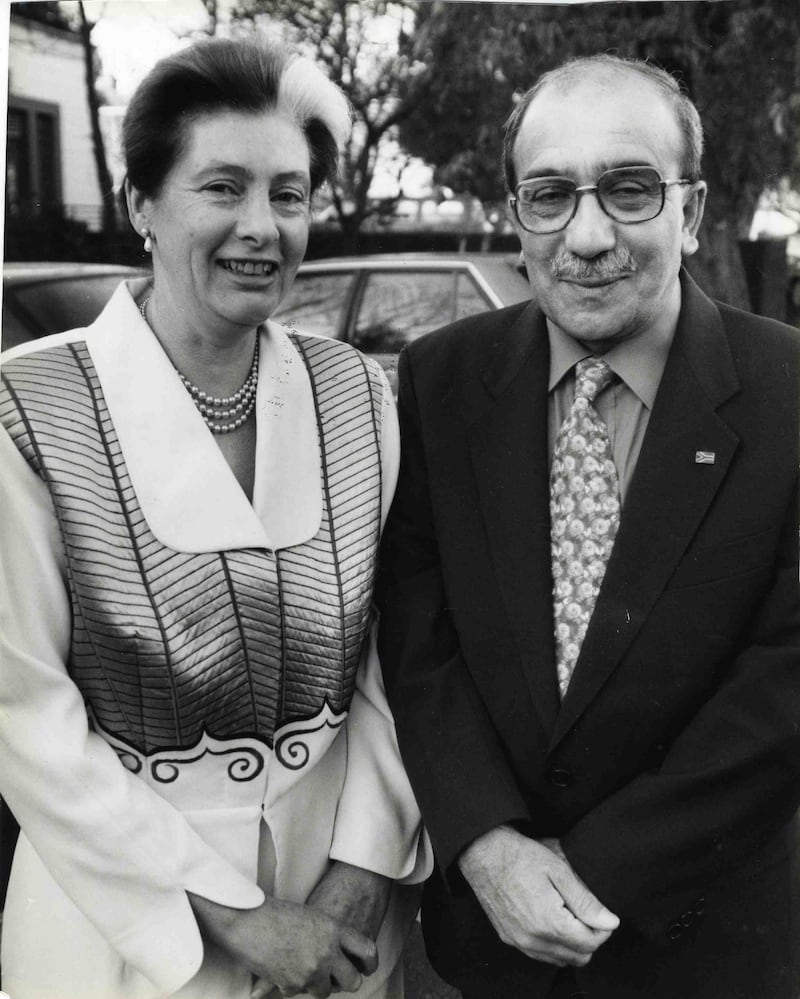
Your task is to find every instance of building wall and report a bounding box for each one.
[8,15,102,231]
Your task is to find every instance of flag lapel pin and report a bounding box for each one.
[695,451,716,465]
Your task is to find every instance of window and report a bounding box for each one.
[351,270,490,353]
[5,98,61,218]
[5,275,129,340]
[6,108,31,212]
[272,271,354,339]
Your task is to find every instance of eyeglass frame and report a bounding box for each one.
[508,166,694,235]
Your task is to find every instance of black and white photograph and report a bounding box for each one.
[1,1,798,998]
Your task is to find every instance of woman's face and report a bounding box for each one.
[138,109,311,338]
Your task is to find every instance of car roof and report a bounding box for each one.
[2,262,145,286]
[300,252,521,266]
[298,252,530,307]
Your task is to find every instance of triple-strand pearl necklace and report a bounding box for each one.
[139,297,259,435]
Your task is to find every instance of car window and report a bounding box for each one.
[350,270,490,353]
[1,306,35,351]
[5,275,129,342]
[271,271,352,339]
[453,272,492,321]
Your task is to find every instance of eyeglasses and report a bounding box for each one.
[509,166,692,234]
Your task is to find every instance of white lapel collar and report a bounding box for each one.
[86,282,322,553]
[252,321,322,550]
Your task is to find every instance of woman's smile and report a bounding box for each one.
[219,258,280,278]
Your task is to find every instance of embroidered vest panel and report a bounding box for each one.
[1,335,384,755]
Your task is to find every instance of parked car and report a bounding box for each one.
[788,232,800,325]
[271,253,531,387]
[1,262,146,352]
[2,255,533,385]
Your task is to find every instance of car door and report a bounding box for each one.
[346,267,492,389]
[271,268,359,340]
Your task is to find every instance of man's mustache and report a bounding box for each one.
[550,248,638,280]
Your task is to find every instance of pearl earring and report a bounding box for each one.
[142,228,153,253]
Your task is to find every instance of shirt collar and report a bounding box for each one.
[547,317,675,410]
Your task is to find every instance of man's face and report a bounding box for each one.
[512,73,706,349]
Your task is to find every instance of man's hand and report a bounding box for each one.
[458,825,619,967]
[189,892,376,998]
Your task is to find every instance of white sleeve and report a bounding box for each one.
[0,427,264,995]
[329,372,433,883]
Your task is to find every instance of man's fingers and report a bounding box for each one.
[515,910,615,967]
[460,827,618,969]
[544,903,613,954]
[513,933,597,968]
[551,868,620,932]
[489,887,612,966]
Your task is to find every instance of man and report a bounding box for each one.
[377,55,800,999]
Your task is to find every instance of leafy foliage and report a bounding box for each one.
[405,1,798,220]
[399,0,799,307]
[230,0,434,246]
[13,2,76,32]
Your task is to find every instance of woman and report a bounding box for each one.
[0,38,429,999]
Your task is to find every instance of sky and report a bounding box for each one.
[86,0,220,99]
[82,0,436,198]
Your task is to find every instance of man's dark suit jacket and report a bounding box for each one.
[377,272,800,999]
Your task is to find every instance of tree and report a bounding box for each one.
[13,1,74,31]
[398,3,513,206]
[400,0,800,309]
[230,0,434,250]
[198,0,220,36]
[9,2,117,239]
[75,1,117,235]
[43,0,119,236]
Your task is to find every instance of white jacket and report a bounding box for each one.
[0,280,431,999]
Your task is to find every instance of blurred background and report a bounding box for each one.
[3,0,800,326]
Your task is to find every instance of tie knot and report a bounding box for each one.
[575,357,614,403]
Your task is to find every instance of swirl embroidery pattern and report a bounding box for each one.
[151,745,265,784]
[274,703,348,771]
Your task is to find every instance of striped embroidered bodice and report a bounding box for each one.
[1,333,384,757]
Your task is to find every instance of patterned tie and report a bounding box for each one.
[551,357,620,698]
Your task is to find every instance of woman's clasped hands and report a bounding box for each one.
[189,862,390,999]
[190,892,376,999]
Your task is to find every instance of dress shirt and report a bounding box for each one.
[547,320,675,503]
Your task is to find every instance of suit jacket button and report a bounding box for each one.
[668,923,683,940]
[695,896,707,915]
[681,911,695,927]
[548,767,574,788]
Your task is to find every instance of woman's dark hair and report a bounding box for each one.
[121,37,351,206]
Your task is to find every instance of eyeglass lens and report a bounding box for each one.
[515,166,666,232]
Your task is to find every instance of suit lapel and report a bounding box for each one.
[469,303,561,734]
[551,274,742,747]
